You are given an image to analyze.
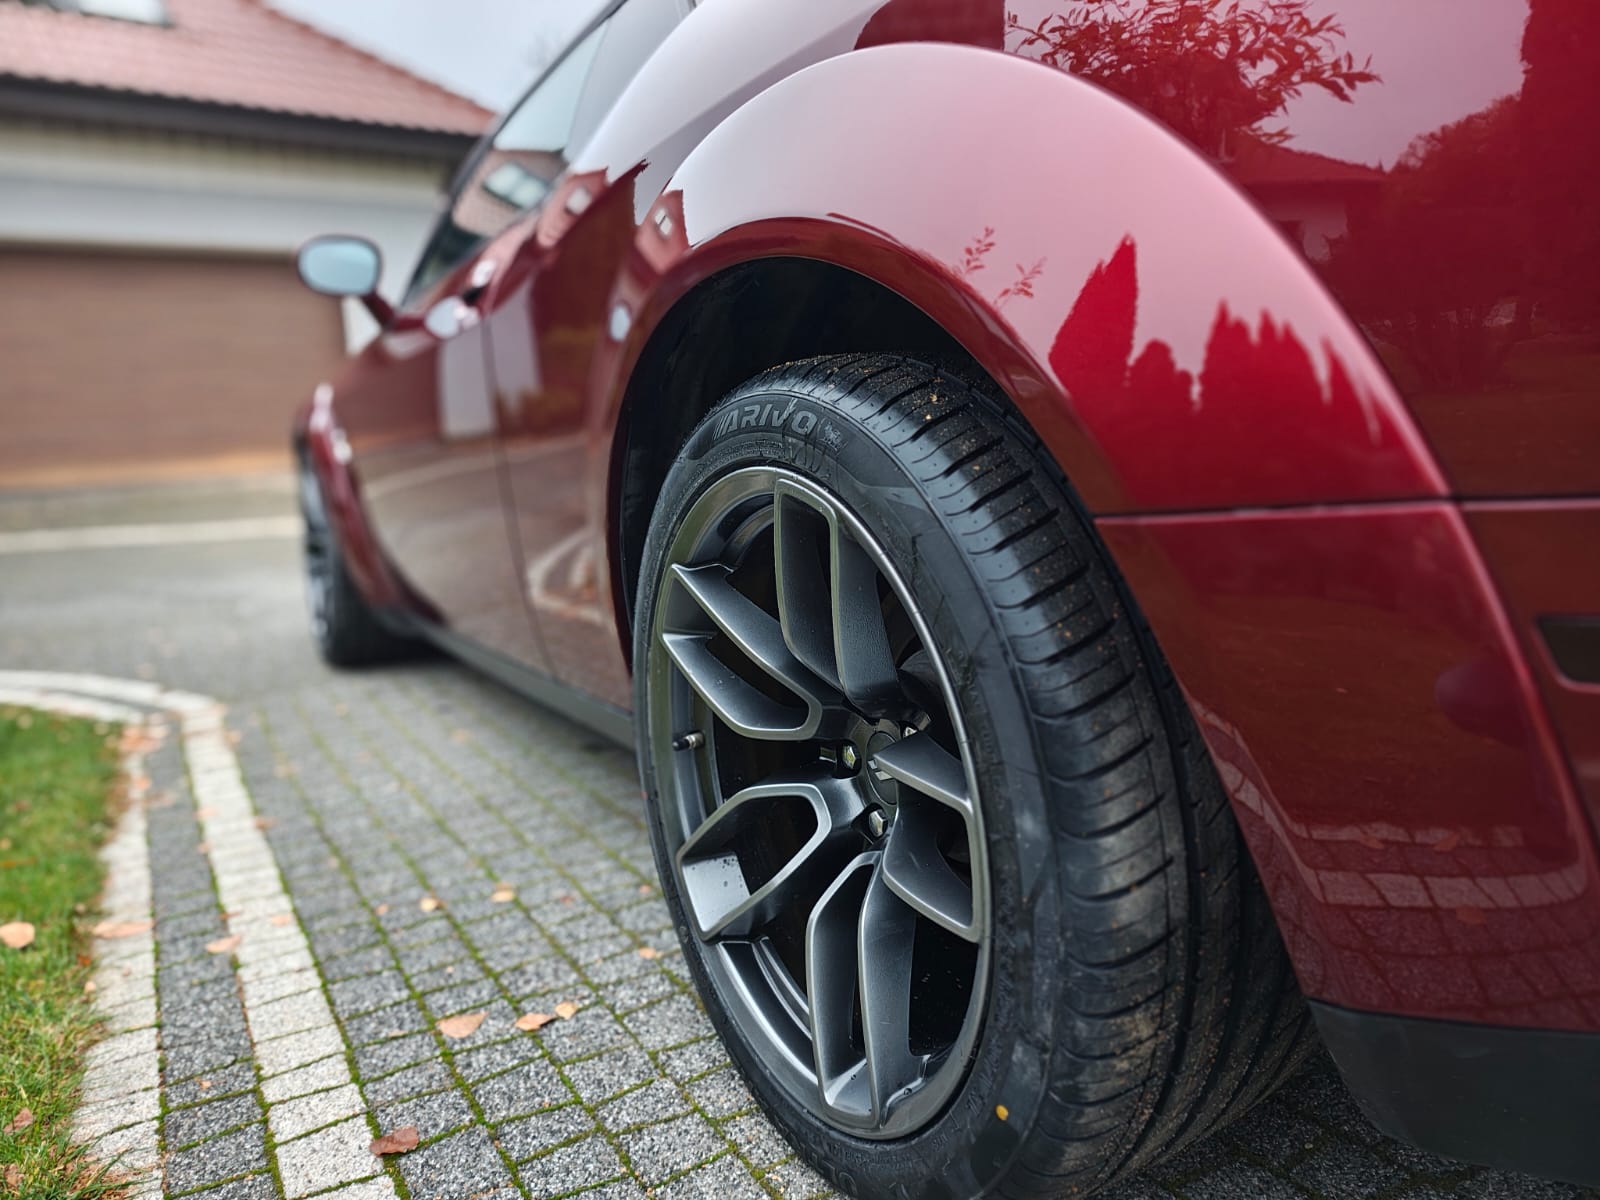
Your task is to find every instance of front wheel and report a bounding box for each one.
[632,356,1314,1199]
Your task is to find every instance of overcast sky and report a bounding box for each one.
[267,0,605,111]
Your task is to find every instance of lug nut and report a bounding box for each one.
[866,808,890,839]
[840,743,860,772]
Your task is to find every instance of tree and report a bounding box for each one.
[1007,0,1378,155]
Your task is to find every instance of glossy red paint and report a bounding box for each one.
[1099,506,1600,1027]
[1466,502,1600,833]
[294,0,1600,1046]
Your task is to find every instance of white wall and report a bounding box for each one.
[0,117,451,349]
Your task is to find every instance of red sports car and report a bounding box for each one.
[292,1,1600,1194]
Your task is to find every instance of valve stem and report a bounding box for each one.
[671,730,705,752]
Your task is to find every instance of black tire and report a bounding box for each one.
[632,354,1316,1199]
[297,461,412,668]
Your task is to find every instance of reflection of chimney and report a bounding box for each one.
[856,0,1004,51]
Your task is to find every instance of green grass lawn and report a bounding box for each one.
[0,707,124,1199]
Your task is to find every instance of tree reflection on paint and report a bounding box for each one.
[1050,236,1393,504]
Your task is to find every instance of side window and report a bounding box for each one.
[568,0,684,155]
[405,19,609,304]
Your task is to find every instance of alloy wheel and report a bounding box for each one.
[646,467,990,1139]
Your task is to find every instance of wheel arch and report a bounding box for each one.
[601,38,1447,653]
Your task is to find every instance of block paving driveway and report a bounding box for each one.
[1,477,1593,1200]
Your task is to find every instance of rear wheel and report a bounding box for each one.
[297,460,411,667]
[633,355,1315,1198]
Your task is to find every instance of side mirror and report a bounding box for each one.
[296,235,392,325]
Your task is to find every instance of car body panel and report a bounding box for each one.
[1099,504,1600,1028]
[294,0,1600,1052]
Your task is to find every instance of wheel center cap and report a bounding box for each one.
[863,729,899,807]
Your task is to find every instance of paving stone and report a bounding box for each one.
[471,1058,572,1122]
[271,1082,366,1143]
[261,1055,351,1104]
[495,1104,596,1161]
[376,1086,475,1140]
[515,1136,627,1196]
[163,1124,268,1194]
[360,1059,453,1106]
[598,1080,693,1131]
[162,1092,263,1150]
[166,1063,258,1109]
[620,1113,725,1185]
[687,1067,753,1119]
[181,1174,278,1200]
[566,1047,658,1106]
[451,1035,544,1084]
[352,1031,438,1079]
[396,1126,513,1200]
[343,999,428,1046]
[722,1113,793,1170]
[657,1156,769,1200]
[275,1114,380,1199]
[759,1157,835,1199]
[328,972,412,1019]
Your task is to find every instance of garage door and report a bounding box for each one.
[0,246,346,486]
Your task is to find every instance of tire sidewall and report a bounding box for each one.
[633,382,1066,1199]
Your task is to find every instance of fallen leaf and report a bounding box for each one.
[374,904,390,917]
[557,894,575,906]
[3,1163,18,1191]
[195,806,218,820]
[93,919,153,939]
[3,1107,33,1134]
[197,1079,212,1091]
[637,946,659,960]
[196,842,210,856]
[436,1012,486,1039]
[553,1001,579,1020]
[514,1011,554,1032]
[206,935,242,955]
[226,729,243,746]
[269,914,293,927]
[370,1126,420,1156]
[83,979,96,994]
[76,953,92,967]
[419,895,442,913]
[0,922,35,950]
[449,729,473,744]
[1431,830,1462,853]
[637,884,653,896]
[490,885,516,904]
[254,816,276,831]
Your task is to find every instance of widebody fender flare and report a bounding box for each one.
[601,39,1448,521]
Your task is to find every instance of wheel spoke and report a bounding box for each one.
[881,803,980,942]
[858,866,924,1118]
[774,480,899,713]
[805,854,878,1120]
[662,562,837,740]
[774,487,840,690]
[867,732,973,817]
[675,776,862,942]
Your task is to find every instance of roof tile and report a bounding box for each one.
[0,0,492,135]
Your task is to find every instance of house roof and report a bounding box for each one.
[1230,137,1387,190]
[0,0,492,136]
